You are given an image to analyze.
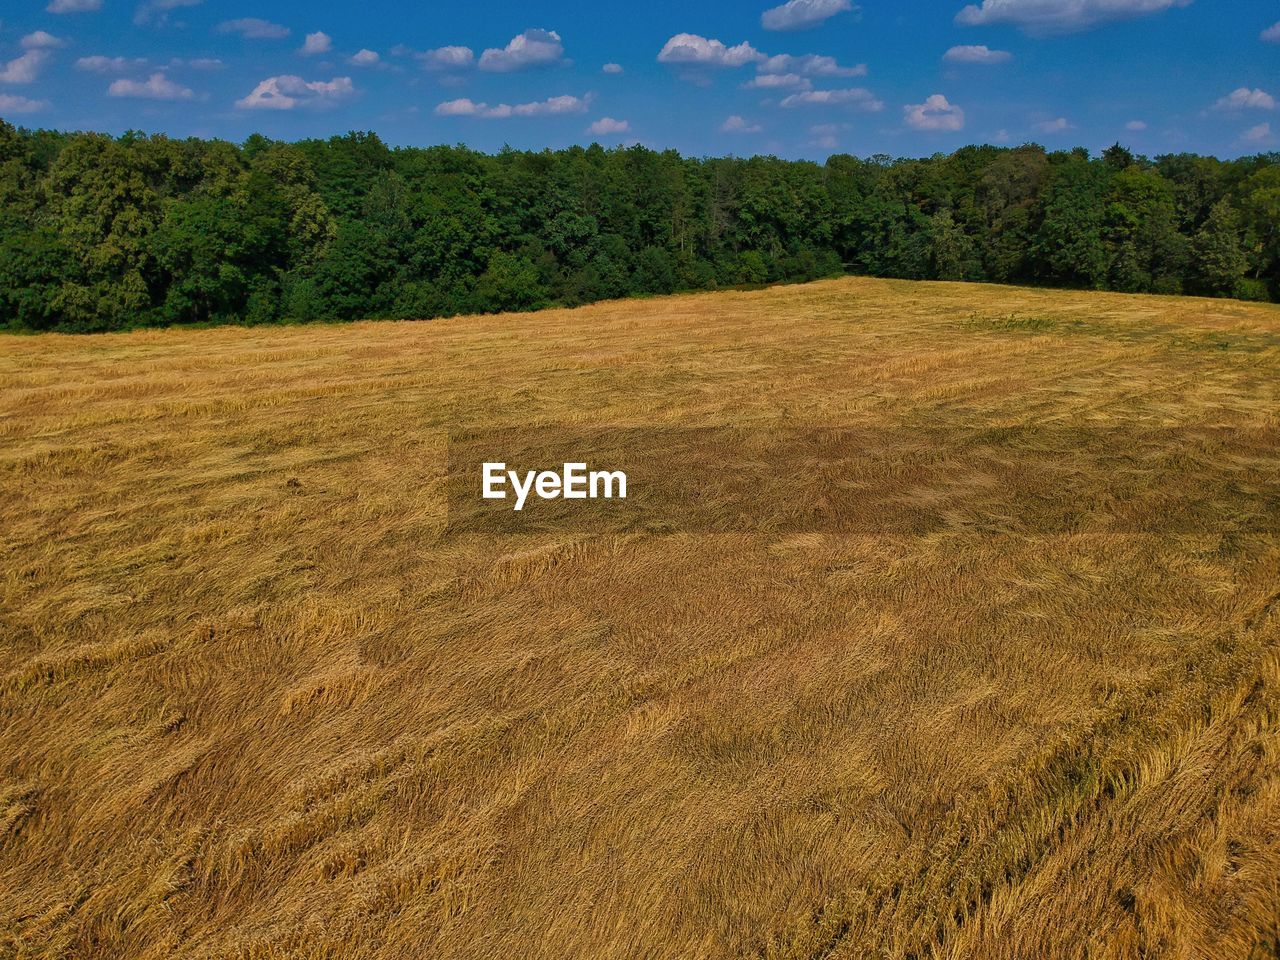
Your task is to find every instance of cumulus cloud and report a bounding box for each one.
[761,0,855,31]
[1213,87,1276,111]
[48,0,102,11]
[1125,119,1147,130]
[236,74,354,109]
[658,33,764,68]
[1242,122,1271,142]
[479,28,565,72]
[301,32,332,55]
[903,93,965,130]
[0,51,50,85]
[955,0,1191,34]
[77,55,149,72]
[1034,116,1072,132]
[780,87,883,110]
[943,44,1011,64]
[218,18,290,40]
[0,93,49,112]
[1263,22,1280,42]
[744,72,812,89]
[757,52,865,76]
[23,31,67,49]
[108,71,195,100]
[588,116,630,135]
[350,49,379,66]
[435,94,588,118]
[602,62,623,74]
[420,45,474,70]
[721,114,763,133]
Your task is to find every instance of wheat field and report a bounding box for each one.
[2,277,1279,959]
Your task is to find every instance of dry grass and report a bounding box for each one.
[1,277,1279,959]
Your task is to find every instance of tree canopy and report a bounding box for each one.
[1,121,1276,333]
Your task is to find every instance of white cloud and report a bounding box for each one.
[761,0,854,31]
[780,87,883,110]
[744,72,812,89]
[588,116,630,135]
[0,93,49,112]
[1034,116,1072,132]
[657,33,764,68]
[956,0,1191,34]
[943,44,1011,64]
[301,32,332,55]
[184,57,223,69]
[22,31,67,49]
[76,55,148,72]
[350,49,379,66]
[1263,21,1280,42]
[602,62,623,74]
[904,93,965,131]
[108,71,195,100]
[1242,122,1272,142]
[1213,87,1276,112]
[236,74,354,109]
[420,46,475,70]
[721,114,763,133]
[0,51,50,85]
[48,0,102,11]
[479,28,564,72]
[758,53,865,76]
[435,94,588,118]
[1125,119,1147,130]
[218,18,290,40]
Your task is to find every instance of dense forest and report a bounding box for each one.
[1,118,1278,332]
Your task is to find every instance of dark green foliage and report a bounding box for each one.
[0,117,1276,332]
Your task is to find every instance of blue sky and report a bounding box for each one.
[1,0,1277,159]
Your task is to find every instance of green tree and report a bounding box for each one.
[1190,199,1247,298]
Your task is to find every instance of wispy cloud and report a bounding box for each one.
[0,93,49,112]
[744,73,812,90]
[48,0,102,12]
[781,87,883,110]
[236,75,354,109]
[1242,121,1272,142]
[943,44,1011,64]
[761,0,855,32]
[76,54,149,72]
[721,114,764,133]
[1034,116,1073,133]
[108,71,195,100]
[602,62,623,74]
[1263,21,1280,43]
[217,18,291,40]
[435,94,588,118]
[23,31,67,49]
[956,0,1191,34]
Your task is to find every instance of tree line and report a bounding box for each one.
[1,119,1277,332]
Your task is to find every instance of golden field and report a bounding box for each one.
[2,276,1279,959]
